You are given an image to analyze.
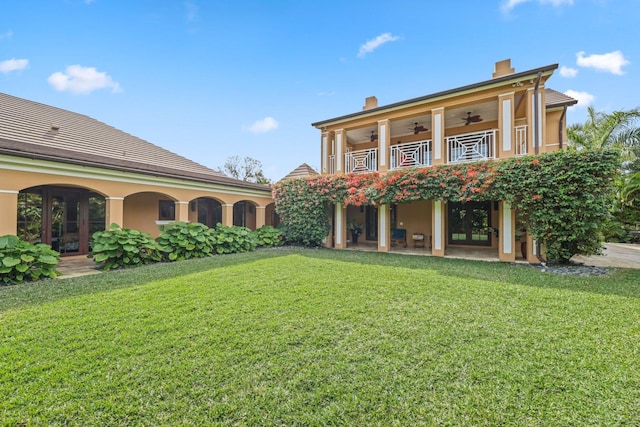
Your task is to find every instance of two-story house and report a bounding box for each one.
[312,59,577,263]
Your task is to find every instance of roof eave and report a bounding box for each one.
[311,63,559,128]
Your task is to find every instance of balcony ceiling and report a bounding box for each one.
[346,100,499,145]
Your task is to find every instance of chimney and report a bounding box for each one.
[363,96,378,111]
[492,59,515,79]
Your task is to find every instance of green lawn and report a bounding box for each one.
[1,248,639,426]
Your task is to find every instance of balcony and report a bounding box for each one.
[447,130,496,164]
[390,140,432,170]
[345,148,377,173]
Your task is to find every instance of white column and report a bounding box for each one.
[378,121,388,168]
[501,96,513,152]
[321,134,328,173]
[336,131,344,173]
[434,200,443,251]
[335,202,343,245]
[502,202,513,254]
[432,108,444,164]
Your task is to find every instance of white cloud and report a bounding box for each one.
[357,33,400,58]
[0,58,29,74]
[502,0,573,12]
[576,50,629,75]
[248,117,279,134]
[559,66,578,78]
[564,90,595,108]
[47,65,122,94]
[0,30,12,40]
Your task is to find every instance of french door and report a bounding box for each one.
[448,201,492,246]
[18,187,105,256]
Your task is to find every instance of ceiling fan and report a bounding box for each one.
[462,111,483,126]
[370,130,378,142]
[412,122,428,134]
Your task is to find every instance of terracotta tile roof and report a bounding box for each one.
[0,92,270,191]
[544,88,578,108]
[280,163,318,181]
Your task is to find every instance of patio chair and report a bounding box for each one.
[390,228,407,248]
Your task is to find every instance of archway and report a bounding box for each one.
[265,202,280,227]
[193,197,223,228]
[17,186,105,256]
[233,200,257,230]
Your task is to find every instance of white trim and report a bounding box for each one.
[335,203,343,245]
[537,92,543,148]
[502,202,512,254]
[221,204,234,207]
[0,189,19,194]
[336,133,343,172]
[155,220,174,226]
[379,205,387,247]
[434,200,442,251]
[379,123,387,167]
[321,135,328,173]
[105,197,125,201]
[434,113,442,160]
[502,98,512,152]
[176,201,189,205]
[533,239,538,256]
[255,206,266,210]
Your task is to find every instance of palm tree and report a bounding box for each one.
[567,106,640,165]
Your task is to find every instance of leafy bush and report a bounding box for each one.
[0,235,60,284]
[89,224,162,271]
[273,149,620,262]
[156,221,216,261]
[255,225,284,248]
[211,224,258,254]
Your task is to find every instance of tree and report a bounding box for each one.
[220,156,271,184]
[568,107,640,241]
[567,106,640,167]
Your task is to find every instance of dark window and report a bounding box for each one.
[159,200,175,221]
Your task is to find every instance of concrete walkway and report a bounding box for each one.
[57,255,101,279]
[573,243,640,269]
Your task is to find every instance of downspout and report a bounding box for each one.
[558,105,567,150]
[532,71,546,264]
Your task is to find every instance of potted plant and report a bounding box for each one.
[347,220,363,243]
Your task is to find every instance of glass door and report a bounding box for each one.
[365,206,378,241]
[448,201,491,246]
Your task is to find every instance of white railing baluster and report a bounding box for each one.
[390,140,432,170]
[515,125,528,156]
[329,155,335,174]
[344,148,378,173]
[446,130,496,164]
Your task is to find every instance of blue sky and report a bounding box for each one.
[1,0,638,181]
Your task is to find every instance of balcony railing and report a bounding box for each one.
[447,130,496,164]
[390,140,432,170]
[345,148,377,173]
[515,125,528,156]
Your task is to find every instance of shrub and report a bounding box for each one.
[89,224,162,271]
[211,224,258,254]
[255,225,284,248]
[0,235,60,284]
[156,221,216,261]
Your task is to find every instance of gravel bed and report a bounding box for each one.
[519,263,611,276]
